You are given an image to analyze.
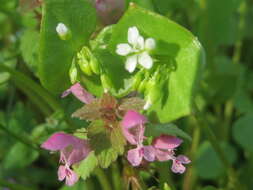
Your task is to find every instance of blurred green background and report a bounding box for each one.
[1,0,253,189]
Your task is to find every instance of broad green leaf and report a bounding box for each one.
[195,141,237,179]
[145,123,191,141]
[233,114,253,152]
[39,0,96,94]
[109,4,204,123]
[126,0,154,10]
[3,142,39,169]
[201,186,218,190]
[74,151,98,180]
[59,181,88,190]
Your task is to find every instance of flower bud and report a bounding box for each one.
[69,60,78,84]
[77,47,100,76]
[56,23,71,40]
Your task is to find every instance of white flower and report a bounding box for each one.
[116,26,156,73]
[56,23,69,40]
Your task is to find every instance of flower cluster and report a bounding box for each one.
[122,110,190,173]
[41,83,190,186]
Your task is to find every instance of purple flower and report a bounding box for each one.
[122,110,155,166]
[152,135,190,174]
[41,132,90,186]
[61,83,94,104]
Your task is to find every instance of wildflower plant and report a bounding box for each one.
[38,0,204,187]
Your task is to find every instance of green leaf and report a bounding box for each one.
[201,186,218,190]
[145,123,191,141]
[74,151,98,180]
[88,120,120,168]
[3,142,39,169]
[110,123,126,154]
[195,141,237,179]
[109,4,204,123]
[20,29,39,74]
[39,0,96,94]
[233,113,253,152]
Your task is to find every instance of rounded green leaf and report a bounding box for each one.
[39,0,96,95]
[233,113,253,152]
[109,4,205,123]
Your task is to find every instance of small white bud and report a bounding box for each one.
[143,99,152,110]
[56,23,69,40]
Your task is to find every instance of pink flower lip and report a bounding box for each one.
[153,135,183,150]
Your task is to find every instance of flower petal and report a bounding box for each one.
[128,26,139,46]
[67,142,90,165]
[138,52,153,69]
[62,83,94,104]
[155,149,174,161]
[122,110,147,128]
[153,135,183,150]
[145,38,156,50]
[171,159,186,174]
[143,146,156,162]
[41,132,77,151]
[65,168,79,186]
[58,165,66,181]
[125,55,138,73]
[177,155,191,164]
[116,43,132,56]
[136,36,144,50]
[127,147,143,166]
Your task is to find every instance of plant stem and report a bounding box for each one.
[111,162,122,190]
[94,168,112,190]
[183,116,201,190]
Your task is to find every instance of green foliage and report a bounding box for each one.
[145,123,191,141]
[74,151,98,180]
[3,142,39,169]
[39,0,97,94]
[195,141,237,179]
[233,113,253,152]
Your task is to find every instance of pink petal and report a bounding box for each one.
[67,143,91,165]
[62,83,94,104]
[65,168,79,186]
[127,147,143,166]
[177,155,191,164]
[155,149,174,162]
[143,146,156,162]
[171,159,186,174]
[41,132,78,151]
[153,135,183,150]
[58,165,66,181]
[122,110,147,128]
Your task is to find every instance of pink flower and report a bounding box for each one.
[61,83,94,104]
[171,155,191,174]
[122,110,155,166]
[152,135,190,174]
[41,132,90,186]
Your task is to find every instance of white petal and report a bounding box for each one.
[56,23,68,36]
[136,36,144,50]
[125,55,138,73]
[116,43,132,56]
[138,52,153,69]
[145,38,156,50]
[128,26,139,46]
